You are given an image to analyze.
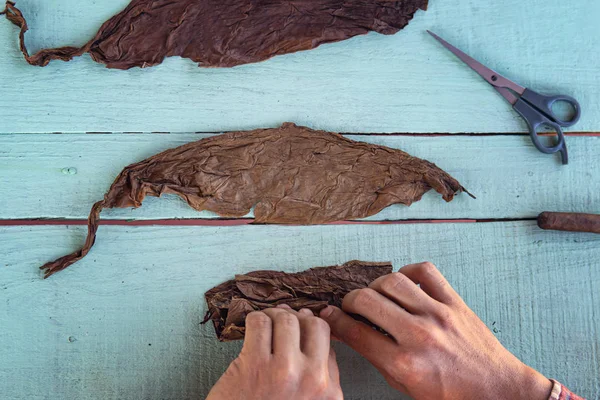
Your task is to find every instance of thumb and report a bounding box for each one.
[319,306,396,371]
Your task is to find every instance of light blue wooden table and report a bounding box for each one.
[1,0,599,399]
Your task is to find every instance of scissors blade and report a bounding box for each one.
[494,86,519,105]
[427,31,525,102]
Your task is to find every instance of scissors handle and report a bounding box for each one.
[521,89,581,127]
[513,98,569,165]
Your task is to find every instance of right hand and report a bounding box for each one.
[319,262,552,400]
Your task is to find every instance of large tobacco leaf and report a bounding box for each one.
[40,123,471,278]
[2,0,428,69]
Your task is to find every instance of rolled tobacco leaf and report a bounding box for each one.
[40,123,472,278]
[2,0,428,69]
[202,260,393,341]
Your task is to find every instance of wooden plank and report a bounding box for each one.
[0,133,598,220]
[0,0,598,133]
[0,222,598,399]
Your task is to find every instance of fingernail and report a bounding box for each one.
[320,306,334,318]
[277,304,291,309]
[300,308,312,315]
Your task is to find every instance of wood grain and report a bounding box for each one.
[0,222,598,399]
[0,134,598,220]
[1,0,599,398]
[0,0,598,133]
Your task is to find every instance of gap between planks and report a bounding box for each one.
[0,218,537,227]
[55,131,600,137]
[3,132,599,137]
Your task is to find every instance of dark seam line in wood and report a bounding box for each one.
[0,217,539,227]
[2,132,599,136]
[72,131,600,137]
[344,132,600,137]
[475,217,537,223]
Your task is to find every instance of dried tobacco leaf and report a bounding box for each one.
[2,0,428,69]
[40,123,472,278]
[202,260,393,341]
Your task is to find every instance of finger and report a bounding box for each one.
[369,272,440,315]
[399,262,461,305]
[328,347,341,384]
[299,313,331,359]
[342,288,414,341]
[277,305,314,318]
[320,306,397,371]
[299,308,313,316]
[274,307,330,358]
[275,304,307,316]
[242,311,272,357]
[262,308,301,355]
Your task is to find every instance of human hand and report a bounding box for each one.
[319,262,553,400]
[206,305,343,400]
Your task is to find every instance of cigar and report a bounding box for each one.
[537,212,600,234]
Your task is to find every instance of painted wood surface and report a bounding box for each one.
[1,222,599,399]
[0,0,599,133]
[2,0,600,398]
[1,133,599,220]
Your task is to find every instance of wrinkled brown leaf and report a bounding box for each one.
[2,0,427,69]
[202,260,393,341]
[40,123,472,278]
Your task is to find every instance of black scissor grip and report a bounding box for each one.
[513,98,568,165]
[521,88,581,128]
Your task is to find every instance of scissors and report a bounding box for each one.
[428,31,581,165]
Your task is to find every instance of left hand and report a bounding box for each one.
[207,305,343,400]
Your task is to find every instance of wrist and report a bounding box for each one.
[483,356,553,400]
[514,363,553,400]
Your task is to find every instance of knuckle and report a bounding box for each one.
[419,261,438,275]
[384,352,412,381]
[354,288,378,306]
[381,272,409,293]
[419,262,452,291]
[410,318,433,341]
[302,370,329,395]
[274,359,299,383]
[246,311,271,327]
[352,288,392,320]
[343,289,361,308]
[434,275,449,288]
[435,306,456,330]
[410,319,446,350]
[275,312,298,327]
[393,354,430,388]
